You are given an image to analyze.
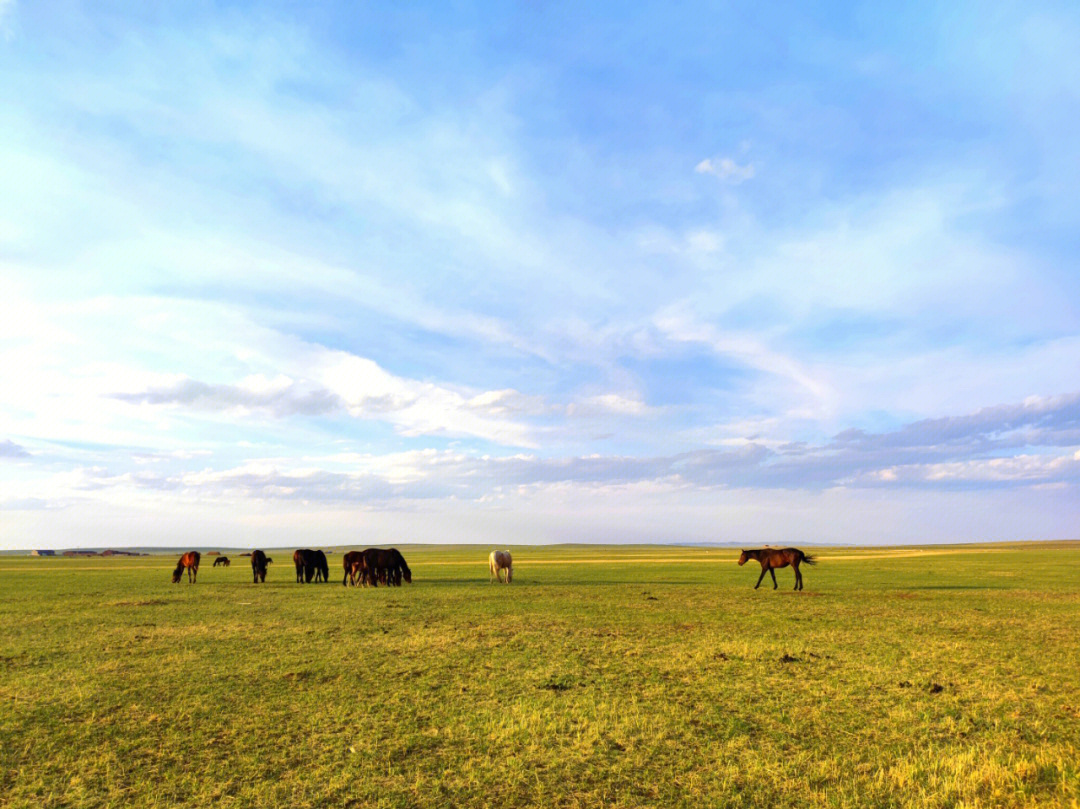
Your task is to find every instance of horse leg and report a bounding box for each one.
[770,568,778,589]
[755,567,767,589]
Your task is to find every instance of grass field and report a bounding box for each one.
[1,543,1078,808]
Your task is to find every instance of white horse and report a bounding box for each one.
[488,550,513,583]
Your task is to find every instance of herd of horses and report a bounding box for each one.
[172,546,816,589]
[341,548,411,587]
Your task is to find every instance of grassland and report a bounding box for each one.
[1,543,1078,808]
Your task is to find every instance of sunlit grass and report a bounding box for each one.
[1,543,1078,807]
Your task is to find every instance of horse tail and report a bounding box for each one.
[801,553,817,565]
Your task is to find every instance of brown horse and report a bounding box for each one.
[738,547,816,590]
[251,550,270,583]
[293,549,309,583]
[171,551,200,583]
[213,556,230,567]
[342,550,366,586]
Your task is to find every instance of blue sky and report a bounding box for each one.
[2,0,1078,548]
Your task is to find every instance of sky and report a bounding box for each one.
[1,1,1078,549]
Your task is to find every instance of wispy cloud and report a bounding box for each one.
[0,439,30,458]
[114,377,345,418]
[695,156,755,183]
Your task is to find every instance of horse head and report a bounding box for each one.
[737,550,749,566]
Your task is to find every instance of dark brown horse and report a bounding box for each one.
[364,548,393,587]
[311,550,329,583]
[389,548,411,585]
[362,548,411,587]
[213,556,230,567]
[293,549,309,583]
[251,549,270,583]
[294,549,330,583]
[171,551,200,583]
[738,547,816,590]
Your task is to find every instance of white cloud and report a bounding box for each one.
[695,156,755,183]
[566,393,652,418]
[852,453,1080,486]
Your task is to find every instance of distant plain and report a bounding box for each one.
[2,543,1078,808]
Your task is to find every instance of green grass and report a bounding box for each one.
[1,543,1078,808]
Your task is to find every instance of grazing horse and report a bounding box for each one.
[251,549,270,583]
[359,548,408,587]
[389,548,411,585]
[171,551,200,583]
[342,550,367,586]
[293,549,312,583]
[362,548,393,587]
[489,550,513,584]
[294,548,329,583]
[738,547,816,590]
[311,550,329,583]
[212,556,230,567]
